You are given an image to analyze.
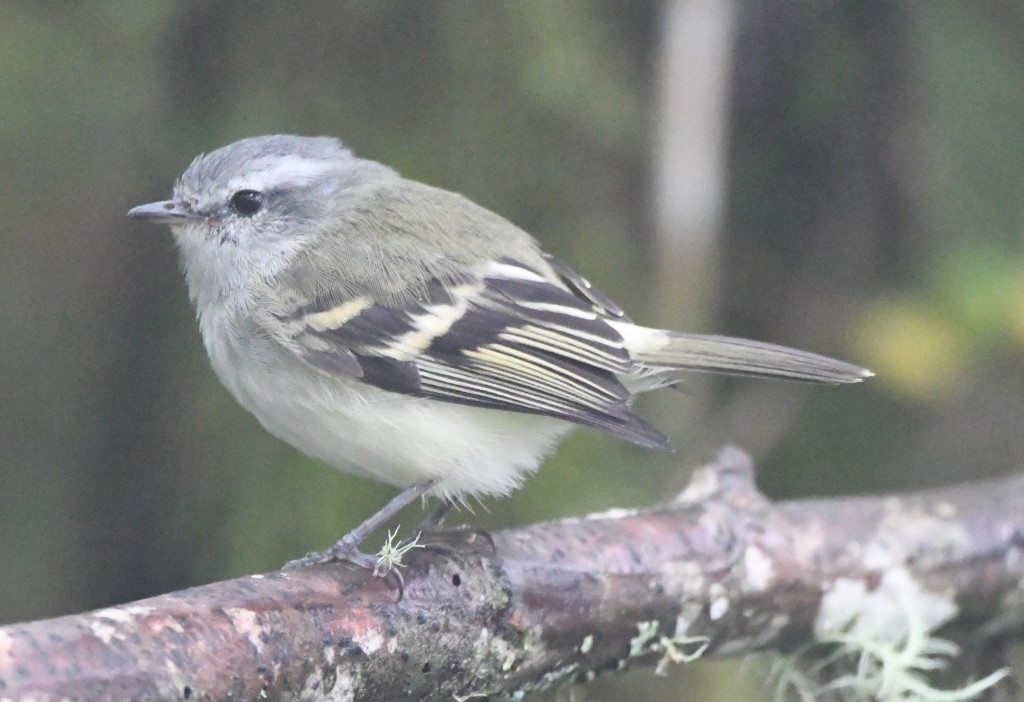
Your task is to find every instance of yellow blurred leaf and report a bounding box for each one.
[1006,272,1024,349]
[853,300,967,402]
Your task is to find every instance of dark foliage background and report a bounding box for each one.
[1,2,1021,698]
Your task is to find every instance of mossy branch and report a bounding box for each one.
[1,447,1021,701]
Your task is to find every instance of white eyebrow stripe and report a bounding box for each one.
[228,155,337,192]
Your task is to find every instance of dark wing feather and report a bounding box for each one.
[272,260,669,451]
[540,253,630,321]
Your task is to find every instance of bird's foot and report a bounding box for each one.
[282,530,412,596]
[282,535,378,571]
[408,498,496,556]
[280,480,438,598]
[417,500,455,531]
[412,523,496,557]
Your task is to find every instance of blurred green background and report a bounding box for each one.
[1,1,1022,699]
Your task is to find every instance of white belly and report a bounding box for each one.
[203,316,573,500]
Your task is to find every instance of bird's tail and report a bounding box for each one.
[612,323,872,384]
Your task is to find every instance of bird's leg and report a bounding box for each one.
[407,498,497,556]
[416,499,455,531]
[283,479,436,571]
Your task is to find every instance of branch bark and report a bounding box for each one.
[1,447,1022,701]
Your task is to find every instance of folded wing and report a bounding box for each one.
[270,259,671,451]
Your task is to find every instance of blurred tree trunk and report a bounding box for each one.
[616,2,743,700]
[651,0,736,333]
[713,1,916,486]
[646,0,738,460]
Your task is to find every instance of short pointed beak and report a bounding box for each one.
[127,200,198,224]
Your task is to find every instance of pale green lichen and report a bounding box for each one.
[629,620,660,658]
[628,620,709,676]
[373,527,423,575]
[526,663,579,695]
[501,651,517,672]
[763,632,1007,702]
[817,627,1007,701]
[580,635,594,654]
[760,571,1009,702]
[653,635,710,676]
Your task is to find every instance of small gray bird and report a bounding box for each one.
[129,135,870,569]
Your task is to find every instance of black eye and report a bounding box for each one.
[229,189,263,216]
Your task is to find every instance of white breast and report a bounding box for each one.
[199,306,573,501]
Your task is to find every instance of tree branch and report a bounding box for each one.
[1,447,1022,701]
